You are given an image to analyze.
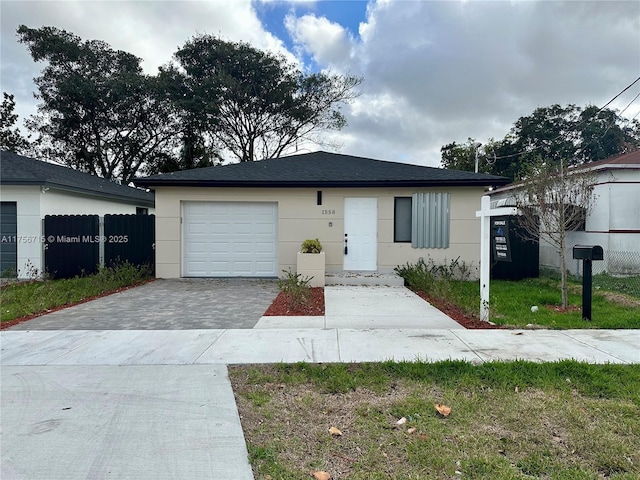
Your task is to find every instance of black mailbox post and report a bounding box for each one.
[572,245,604,320]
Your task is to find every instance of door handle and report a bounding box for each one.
[344,233,348,255]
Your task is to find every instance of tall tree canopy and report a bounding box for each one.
[161,34,362,164]
[17,25,178,183]
[441,104,640,181]
[0,92,30,154]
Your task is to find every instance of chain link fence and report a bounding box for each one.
[540,246,640,299]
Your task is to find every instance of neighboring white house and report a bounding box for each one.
[0,150,155,277]
[490,149,640,276]
[134,151,509,279]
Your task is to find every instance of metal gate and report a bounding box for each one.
[104,214,155,274]
[44,215,100,279]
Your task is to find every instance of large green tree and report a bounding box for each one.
[0,92,30,154]
[17,25,178,183]
[161,34,362,164]
[441,104,640,181]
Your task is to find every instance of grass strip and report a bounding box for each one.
[230,360,640,480]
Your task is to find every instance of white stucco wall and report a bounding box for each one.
[40,190,152,216]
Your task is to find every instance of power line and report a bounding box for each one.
[617,89,640,117]
[489,75,640,161]
[599,88,640,139]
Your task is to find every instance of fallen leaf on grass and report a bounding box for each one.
[435,404,452,417]
[312,471,331,480]
[328,426,342,436]
[407,427,417,434]
[514,386,519,393]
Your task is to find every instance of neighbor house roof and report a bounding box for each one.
[1,150,154,207]
[490,148,640,196]
[134,151,510,189]
[574,148,640,170]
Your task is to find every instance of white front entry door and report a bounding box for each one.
[344,197,377,270]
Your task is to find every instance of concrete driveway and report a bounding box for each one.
[8,278,280,330]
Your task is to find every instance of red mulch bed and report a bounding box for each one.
[263,287,500,329]
[0,279,155,330]
[263,287,325,316]
[415,291,502,329]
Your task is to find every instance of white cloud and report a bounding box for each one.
[2,0,639,169]
[296,0,640,166]
[284,13,353,67]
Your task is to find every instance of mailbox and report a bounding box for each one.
[573,245,604,261]
[572,244,604,321]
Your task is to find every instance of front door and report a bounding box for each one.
[344,197,377,270]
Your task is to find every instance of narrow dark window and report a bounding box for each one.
[317,191,322,206]
[136,207,148,215]
[394,197,412,242]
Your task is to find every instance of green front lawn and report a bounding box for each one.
[230,361,640,480]
[445,277,640,329]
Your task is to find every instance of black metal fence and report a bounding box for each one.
[44,215,100,279]
[104,214,155,274]
[44,214,155,279]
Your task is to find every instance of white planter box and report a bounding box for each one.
[296,251,325,287]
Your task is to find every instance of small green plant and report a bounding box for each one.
[277,268,312,308]
[1,265,18,279]
[17,259,41,281]
[395,256,473,298]
[300,238,322,253]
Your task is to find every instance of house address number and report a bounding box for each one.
[321,209,336,215]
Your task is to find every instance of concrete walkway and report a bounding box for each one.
[255,285,462,329]
[2,282,639,480]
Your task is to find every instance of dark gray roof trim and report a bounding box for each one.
[1,151,154,207]
[134,151,510,189]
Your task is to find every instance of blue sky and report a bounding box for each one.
[254,0,369,70]
[1,0,639,166]
[256,0,368,44]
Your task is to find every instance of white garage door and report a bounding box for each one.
[183,202,278,277]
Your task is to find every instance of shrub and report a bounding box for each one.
[277,268,312,308]
[395,256,473,298]
[300,238,322,253]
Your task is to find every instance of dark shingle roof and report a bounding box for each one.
[134,151,510,188]
[574,148,640,169]
[1,151,154,207]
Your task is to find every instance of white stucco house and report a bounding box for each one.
[134,151,509,279]
[490,149,640,276]
[0,150,155,277]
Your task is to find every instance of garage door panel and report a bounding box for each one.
[255,262,276,276]
[183,202,277,277]
[232,242,252,254]
[209,243,231,254]
[186,242,207,254]
[255,242,275,254]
